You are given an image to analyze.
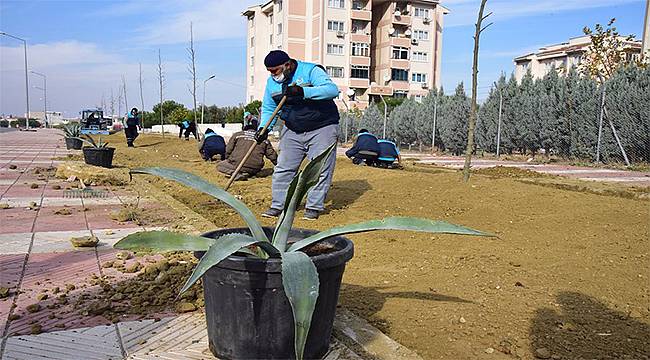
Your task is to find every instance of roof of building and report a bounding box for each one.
[514,35,642,63]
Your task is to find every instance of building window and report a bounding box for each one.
[328,0,345,9]
[277,0,282,11]
[411,73,427,83]
[250,17,255,27]
[326,66,344,78]
[413,94,423,103]
[413,30,429,40]
[277,23,283,34]
[327,21,345,31]
[269,14,273,24]
[351,65,369,79]
[394,91,408,99]
[327,43,344,55]
[269,34,273,45]
[250,75,254,85]
[352,0,365,10]
[351,20,366,34]
[250,37,255,47]
[351,42,369,56]
[412,51,428,62]
[391,68,409,81]
[414,7,429,18]
[250,56,254,67]
[392,46,409,60]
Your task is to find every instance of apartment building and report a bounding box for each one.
[243,0,448,109]
[513,35,643,81]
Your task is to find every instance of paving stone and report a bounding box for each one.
[0,254,27,337]
[0,233,32,254]
[118,313,208,356]
[31,230,94,253]
[40,197,83,207]
[0,209,37,234]
[3,324,123,360]
[3,185,43,198]
[0,198,41,208]
[84,205,141,230]
[33,207,88,233]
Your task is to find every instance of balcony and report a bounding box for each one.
[368,84,394,96]
[390,59,410,69]
[390,37,411,48]
[351,9,372,21]
[350,56,371,66]
[392,14,411,26]
[390,81,410,91]
[349,78,370,88]
[350,33,371,43]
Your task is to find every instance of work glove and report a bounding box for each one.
[285,85,304,99]
[254,127,269,144]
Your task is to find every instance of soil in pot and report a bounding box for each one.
[198,227,354,360]
[82,147,115,168]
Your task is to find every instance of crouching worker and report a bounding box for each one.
[345,129,379,165]
[124,108,141,147]
[198,128,226,161]
[178,119,198,140]
[375,139,401,168]
[217,123,278,181]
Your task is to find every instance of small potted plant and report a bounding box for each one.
[62,123,83,150]
[115,144,492,359]
[77,134,115,168]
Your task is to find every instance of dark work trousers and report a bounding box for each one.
[125,126,139,147]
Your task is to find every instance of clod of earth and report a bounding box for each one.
[36,293,48,301]
[52,184,62,190]
[8,314,20,321]
[0,287,10,298]
[175,302,197,313]
[102,261,114,268]
[9,164,17,169]
[28,201,38,210]
[0,203,10,209]
[105,230,114,235]
[65,284,75,291]
[110,207,141,223]
[30,324,42,335]
[54,208,73,216]
[124,262,142,273]
[30,183,39,189]
[115,251,132,260]
[52,287,60,294]
[26,304,41,313]
[70,235,99,247]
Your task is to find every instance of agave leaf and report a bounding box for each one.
[281,251,319,360]
[272,143,336,251]
[114,230,217,251]
[288,217,494,252]
[130,167,269,243]
[73,135,97,148]
[180,233,280,294]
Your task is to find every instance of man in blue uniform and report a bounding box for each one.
[198,128,226,161]
[178,119,198,140]
[124,108,141,147]
[345,129,380,165]
[255,50,339,221]
[375,139,401,168]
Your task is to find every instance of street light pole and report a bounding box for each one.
[31,71,47,128]
[202,75,216,124]
[379,94,388,138]
[1,32,30,129]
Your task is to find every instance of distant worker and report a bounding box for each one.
[198,128,226,161]
[375,139,401,168]
[345,129,380,165]
[217,122,277,181]
[243,111,258,130]
[178,119,198,140]
[124,108,141,147]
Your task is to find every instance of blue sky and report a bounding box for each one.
[0,0,646,117]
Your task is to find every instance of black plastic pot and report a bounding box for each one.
[82,147,115,168]
[197,227,354,360]
[65,137,83,150]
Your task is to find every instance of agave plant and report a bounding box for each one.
[114,143,492,359]
[75,134,110,148]
[62,122,81,138]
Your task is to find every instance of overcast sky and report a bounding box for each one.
[0,0,646,117]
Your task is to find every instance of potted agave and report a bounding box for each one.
[115,144,492,359]
[77,134,115,168]
[62,123,83,150]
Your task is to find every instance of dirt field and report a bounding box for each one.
[105,132,649,360]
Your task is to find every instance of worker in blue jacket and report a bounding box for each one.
[124,108,141,147]
[255,50,339,221]
[375,139,401,168]
[198,128,226,161]
[345,129,380,165]
[178,119,198,140]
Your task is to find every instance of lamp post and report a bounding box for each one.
[379,94,388,138]
[201,75,216,124]
[0,32,30,129]
[30,71,47,128]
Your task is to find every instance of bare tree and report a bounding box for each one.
[462,0,492,182]
[122,74,128,112]
[109,88,116,119]
[139,62,145,112]
[158,49,166,137]
[101,92,106,112]
[187,22,198,123]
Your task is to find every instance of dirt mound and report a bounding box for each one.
[474,165,550,178]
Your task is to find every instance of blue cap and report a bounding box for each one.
[264,50,290,67]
